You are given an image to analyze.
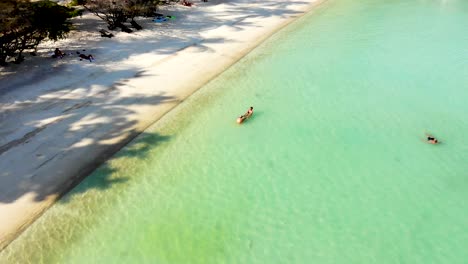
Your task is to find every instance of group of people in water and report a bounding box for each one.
[51,48,95,62]
[236,106,439,144]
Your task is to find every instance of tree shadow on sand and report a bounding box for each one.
[0,64,179,206]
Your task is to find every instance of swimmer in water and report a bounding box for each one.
[245,106,253,118]
[426,133,439,144]
[236,106,253,124]
[237,115,246,124]
[236,107,253,124]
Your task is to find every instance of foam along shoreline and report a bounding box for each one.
[0,0,323,250]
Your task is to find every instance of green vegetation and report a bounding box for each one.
[0,0,75,65]
[80,0,177,33]
[0,0,181,65]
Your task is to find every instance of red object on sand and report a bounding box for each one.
[181,0,193,6]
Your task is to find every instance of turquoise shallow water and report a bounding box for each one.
[2,0,468,263]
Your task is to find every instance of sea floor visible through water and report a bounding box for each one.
[1,0,468,263]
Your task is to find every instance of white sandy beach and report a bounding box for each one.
[0,0,322,249]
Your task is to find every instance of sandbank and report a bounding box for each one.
[0,0,323,249]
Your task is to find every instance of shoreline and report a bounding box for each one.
[0,0,324,250]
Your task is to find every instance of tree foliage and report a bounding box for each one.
[81,0,176,32]
[0,0,74,65]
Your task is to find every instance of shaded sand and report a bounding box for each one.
[0,0,322,249]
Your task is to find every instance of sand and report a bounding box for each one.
[0,0,322,249]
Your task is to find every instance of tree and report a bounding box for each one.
[81,0,174,32]
[0,0,74,65]
[0,0,29,64]
[82,0,129,31]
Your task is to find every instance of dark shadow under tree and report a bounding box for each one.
[0,0,75,65]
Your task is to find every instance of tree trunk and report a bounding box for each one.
[0,53,7,66]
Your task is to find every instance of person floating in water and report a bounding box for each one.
[237,115,246,124]
[245,106,253,118]
[237,106,253,124]
[426,133,439,144]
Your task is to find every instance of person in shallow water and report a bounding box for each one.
[426,134,439,144]
[237,115,246,124]
[245,106,253,118]
[236,107,253,124]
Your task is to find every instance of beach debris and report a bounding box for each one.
[152,14,176,23]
